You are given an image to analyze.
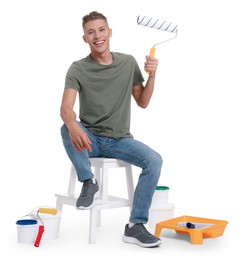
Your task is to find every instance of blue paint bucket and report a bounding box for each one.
[16,219,38,243]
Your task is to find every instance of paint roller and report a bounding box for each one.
[34,207,58,247]
[137,14,178,57]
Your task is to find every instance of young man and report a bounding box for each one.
[60,11,163,248]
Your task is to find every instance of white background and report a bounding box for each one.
[1,0,242,258]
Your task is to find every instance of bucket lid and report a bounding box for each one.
[156,186,169,190]
[16,219,37,225]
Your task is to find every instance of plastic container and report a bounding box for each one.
[36,211,61,240]
[151,186,169,208]
[154,215,228,244]
[148,186,174,231]
[148,203,175,231]
[16,219,38,244]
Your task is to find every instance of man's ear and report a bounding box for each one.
[109,28,112,37]
[83,35,87,43]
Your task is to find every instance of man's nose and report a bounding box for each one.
[94,30,101,38]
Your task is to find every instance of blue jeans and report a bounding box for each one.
[61,122,163,224]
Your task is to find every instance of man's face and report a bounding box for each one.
[83,19,112,55]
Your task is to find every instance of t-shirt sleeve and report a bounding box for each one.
[133,58,145,86]
[64,61,81,92]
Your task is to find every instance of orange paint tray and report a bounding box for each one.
[155,215,228,244]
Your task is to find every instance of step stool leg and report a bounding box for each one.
[56,197,63,213]
[125,164,134,211]
[93,165,102,226]
[68,165,77,196]
[89,207,98,243]
[101,163,109,202]
[55,197,63,235]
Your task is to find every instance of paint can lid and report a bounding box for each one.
[156,186,169,190]
[16,219,37,225]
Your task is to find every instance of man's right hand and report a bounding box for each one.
[68,123,92,152]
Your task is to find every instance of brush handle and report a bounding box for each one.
[149,47,156,58]
[34,225,45,247]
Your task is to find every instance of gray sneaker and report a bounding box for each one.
[76,179,99,209]
[122,223,161,248]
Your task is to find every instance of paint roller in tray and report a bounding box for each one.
[137,14,178,57]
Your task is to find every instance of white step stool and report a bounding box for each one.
[55,157,134,243]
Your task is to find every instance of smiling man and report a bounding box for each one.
[60,11,163,248]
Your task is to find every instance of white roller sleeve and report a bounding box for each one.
[137,15,177,33]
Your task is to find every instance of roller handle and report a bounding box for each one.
[34,225,45,247]
[149,47,156,58]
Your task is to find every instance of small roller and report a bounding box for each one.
[137,14,178,57]
[38,207,58,215]
[34,207,57,247]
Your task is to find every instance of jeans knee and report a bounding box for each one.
[153,152,163,170]
[145,151,162,179]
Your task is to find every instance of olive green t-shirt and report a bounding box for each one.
[65,52,144,138]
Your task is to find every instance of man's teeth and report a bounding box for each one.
[95,41,104,45]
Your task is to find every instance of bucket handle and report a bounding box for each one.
[17,214,36,221]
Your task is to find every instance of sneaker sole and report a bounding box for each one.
[76,190,100,210]
[122,235,161,248]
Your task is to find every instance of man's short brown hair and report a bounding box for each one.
[82,11,108,27]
